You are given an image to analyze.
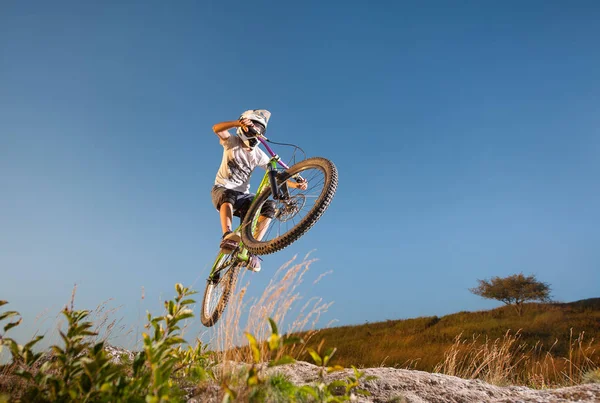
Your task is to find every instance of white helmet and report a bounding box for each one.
[236,109,271,148]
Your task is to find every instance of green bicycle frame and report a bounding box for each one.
[208,136,291,278]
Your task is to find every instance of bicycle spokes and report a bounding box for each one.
[261,165,327,242]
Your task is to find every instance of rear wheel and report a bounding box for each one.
[200,251,240,327]
[241,157,338,255]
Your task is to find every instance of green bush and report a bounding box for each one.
[2,287,376,402]
[0,284,214,402]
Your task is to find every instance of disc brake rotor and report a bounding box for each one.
[275,194,306,222]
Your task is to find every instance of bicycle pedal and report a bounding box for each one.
[223,232,241,242]
[219,233,241,254]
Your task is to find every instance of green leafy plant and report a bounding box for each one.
[3,304,135,402]
[172,338,215,383]
[218,319,379,402]
[140,283,198,402]
[4,285,384,402]
[0,284,217,402]
[340,366,377,399]
[222,317,304,402]
[1,300,44,370]
[1,300,27,403]
[304,343,375,402]
[306,344,344,379]
[0,300,21,338]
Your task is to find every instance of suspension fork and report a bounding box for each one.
[267,159,290,200]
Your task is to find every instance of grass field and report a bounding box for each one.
[294,298,600,387]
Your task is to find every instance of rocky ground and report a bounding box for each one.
[4,345,597,402]
[189,361,600,403]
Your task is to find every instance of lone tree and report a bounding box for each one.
[469,273,551,316]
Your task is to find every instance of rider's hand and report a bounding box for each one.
[292,179,308,190]
[239,118,254,133]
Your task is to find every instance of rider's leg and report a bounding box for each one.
[247,201,276,272]
[211,186,242,251]
[219,202,234,235]
[247,219,269,272]
[219,203,241,251]
[254,200,276,240]
[254,216,271,240]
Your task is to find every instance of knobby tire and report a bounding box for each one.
[241,157,338,255]
[200,255,240,327]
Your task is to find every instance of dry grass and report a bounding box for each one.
[434,328,599,387]
[208,253,333,370]
[434,330,530,385]
[528,329,599,388]
[301,299,600,381]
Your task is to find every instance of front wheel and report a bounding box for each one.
[200,251,240,327]
[241,157,338,255]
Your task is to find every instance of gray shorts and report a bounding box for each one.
[211,185,276,220]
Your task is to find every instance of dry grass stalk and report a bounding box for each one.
[434,329,600,387]
[207,253,332,370]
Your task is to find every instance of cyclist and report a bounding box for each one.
[211,109,307,272]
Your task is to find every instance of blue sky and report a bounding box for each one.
[1,1,599,348]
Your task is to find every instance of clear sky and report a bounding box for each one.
[1,1,599,348]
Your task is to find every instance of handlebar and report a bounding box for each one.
[256,135,290,170]
[256,135,306,184]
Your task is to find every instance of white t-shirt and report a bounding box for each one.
[214,135,271,193]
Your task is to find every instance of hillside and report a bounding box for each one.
[2,290,598,401]
[297,298,600,372]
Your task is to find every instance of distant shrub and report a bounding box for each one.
[470,273,551,316]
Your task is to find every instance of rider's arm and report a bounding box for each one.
[212,120,243,141]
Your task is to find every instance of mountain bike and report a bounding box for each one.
[200,135,338,327]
